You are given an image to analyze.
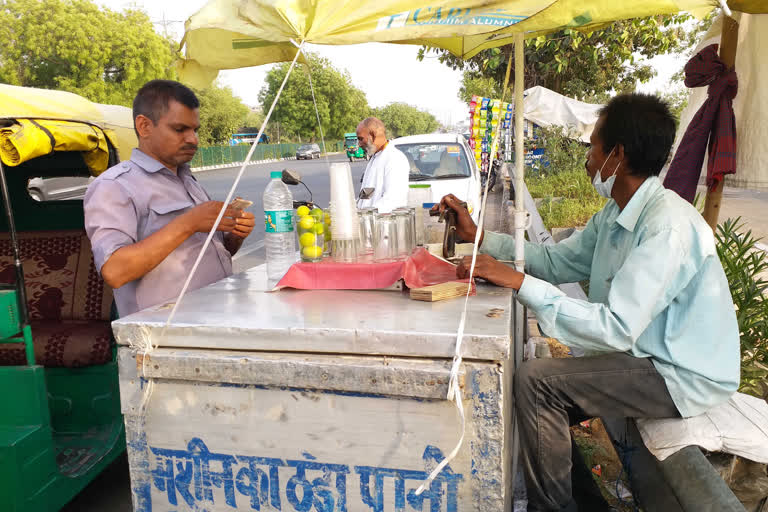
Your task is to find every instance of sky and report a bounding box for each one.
[100,0,684,127]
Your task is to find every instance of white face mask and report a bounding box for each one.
[592,147,621,199]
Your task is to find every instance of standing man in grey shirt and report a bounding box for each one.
[84,80,255,317]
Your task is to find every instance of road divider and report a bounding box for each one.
[191,153,343,173]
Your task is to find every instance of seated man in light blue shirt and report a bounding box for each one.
[441,93,740,512]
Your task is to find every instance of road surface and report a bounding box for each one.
[196,154,367,270]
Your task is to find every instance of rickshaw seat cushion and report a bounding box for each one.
[0,320,112,367]
[0,230,113,321]
[0,229,114,367]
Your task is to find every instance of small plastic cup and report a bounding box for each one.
[374,213,399,262]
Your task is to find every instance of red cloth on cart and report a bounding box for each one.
[663,44,738,203]
[275,247,474,292]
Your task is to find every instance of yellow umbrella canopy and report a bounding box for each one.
[177,0,747,86]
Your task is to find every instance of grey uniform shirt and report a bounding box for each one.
[84,149,232,317]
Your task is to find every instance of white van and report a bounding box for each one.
[391,133,482,222]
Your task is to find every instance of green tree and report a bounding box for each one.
[661,88,689,121]
[458,75,509,105]
[372,103,439,138]
[194,85,250,146]
[422,14,692,102]
[0,0,177,105]
[259,53,370,142]
[245,110,265,130]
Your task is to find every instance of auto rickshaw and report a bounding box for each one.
[0,84,136,511]
[344,132,367,162]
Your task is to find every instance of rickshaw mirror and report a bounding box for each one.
[281,169,301,186]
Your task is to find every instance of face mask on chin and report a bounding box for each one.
[592,147,622,199]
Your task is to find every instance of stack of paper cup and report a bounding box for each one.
[329,162,359,262]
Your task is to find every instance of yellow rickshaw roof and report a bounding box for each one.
[0,84,137,169]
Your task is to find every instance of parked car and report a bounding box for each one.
[295,143,321,160]
[391,133,481,222]
[27,176,94,201]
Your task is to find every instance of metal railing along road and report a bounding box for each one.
[189,141,345,168]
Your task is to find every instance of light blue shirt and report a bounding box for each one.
[482,177,740,418]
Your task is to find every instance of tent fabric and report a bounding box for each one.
[0,119,111,173]
[178,0,729,88]
[0,84,137,165]
[663,44,738,202]
[522,86,602,142]
[662,13,768,191]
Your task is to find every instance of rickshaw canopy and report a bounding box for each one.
[177,0,768,87]
[0,84,137,175]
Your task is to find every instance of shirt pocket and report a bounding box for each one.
[144,201,194,238]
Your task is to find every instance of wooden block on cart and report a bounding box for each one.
[410,281,470,302]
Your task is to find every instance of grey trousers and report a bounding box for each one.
[513,353,681,511]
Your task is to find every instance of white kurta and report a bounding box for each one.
[356,143,409,213]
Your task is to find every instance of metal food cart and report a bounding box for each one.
[115,264,522,511]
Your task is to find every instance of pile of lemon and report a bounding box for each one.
[296,205,329,261]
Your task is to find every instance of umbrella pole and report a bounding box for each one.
[509,30,527,504]
[703,13,739,230]
[513,34,526,270]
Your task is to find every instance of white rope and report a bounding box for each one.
[718,0,733,18]
[304,58,332,170]
[415,91,504,496]
[136,42,306,414]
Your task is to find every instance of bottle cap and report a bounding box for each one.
[270,171,282,179]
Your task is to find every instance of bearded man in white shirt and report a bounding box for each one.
[355,117,409,213]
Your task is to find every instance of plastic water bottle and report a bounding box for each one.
[263,171,296,281]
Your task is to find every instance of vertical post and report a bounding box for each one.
[509,31,527,504]
[703,13,739,230]
[513,33,526,271]
[0,161,29,331]
[0,163,30,366]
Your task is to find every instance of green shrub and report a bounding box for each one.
[527,169,599,200]
[524,127,606,229]
[537,195,607,229]
[534,125,589,177]
[715,218,768,400]
[526,168,606,230]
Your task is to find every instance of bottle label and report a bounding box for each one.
[264,210,294,233]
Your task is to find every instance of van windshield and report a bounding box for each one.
[395,143,471,180]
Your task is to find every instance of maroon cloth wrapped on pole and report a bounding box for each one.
[663,44,738,203]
